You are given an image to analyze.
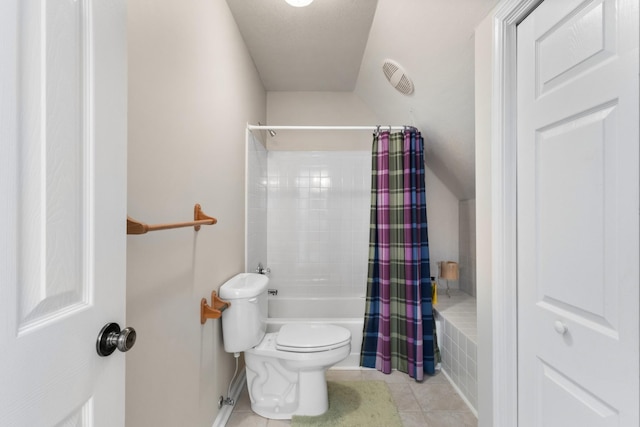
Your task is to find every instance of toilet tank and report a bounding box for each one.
[219,273,269,353]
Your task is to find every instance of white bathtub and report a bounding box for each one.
[266,297,365,368]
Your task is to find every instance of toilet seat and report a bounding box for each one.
[276,323,351,353]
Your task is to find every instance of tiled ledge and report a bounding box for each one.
[434,288,478,412]
[433,289,477,344]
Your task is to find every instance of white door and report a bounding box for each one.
[517,0,639,426]
[0,0,128,426]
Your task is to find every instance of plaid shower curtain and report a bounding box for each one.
[360,129,435,381]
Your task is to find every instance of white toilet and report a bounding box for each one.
[219,273,351,420]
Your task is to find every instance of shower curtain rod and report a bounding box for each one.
[247,124,415,132]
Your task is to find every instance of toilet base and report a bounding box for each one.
[243,335,350,420]
[245,361,333,419]
[295,371,329,416]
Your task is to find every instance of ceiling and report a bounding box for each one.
[226,0,499,200]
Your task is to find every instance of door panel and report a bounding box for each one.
[517,0,639,425]
[538,361,618,426]
[18,0,90,331]
[0,0,127,426]
[535,102,617,328]
[535,0,616,96]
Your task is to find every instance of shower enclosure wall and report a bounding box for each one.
[245,132,369,366]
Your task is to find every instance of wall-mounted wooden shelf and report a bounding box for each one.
[127,203,217,235]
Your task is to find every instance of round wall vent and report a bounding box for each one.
[382,59,414,95]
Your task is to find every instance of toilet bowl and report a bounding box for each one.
[219,273,351,420]
[245,324,351,419]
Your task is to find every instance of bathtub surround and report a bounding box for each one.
[267,151,371,296]
[434,290,478,413]
[246,132,268,273]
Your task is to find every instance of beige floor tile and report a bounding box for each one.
[421,370,449,384]
[325,369,363,382]
[387,383,422,412]
[226,411,268,427]
[386,369,414,383]
[409,377,455,394]
[410,383,468,412]
[423,410,478,427]
[360,368,412,384]
[266,419,291,427]
[399,411,428,427]
[360,368,390,381]
[456,411,478,427]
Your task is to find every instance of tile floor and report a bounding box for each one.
[226,369,478,427]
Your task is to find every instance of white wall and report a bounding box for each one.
[425,167,460,280]
[126,1,265,426]
[266,91,379,151]
[355,0,499,201]
[475,13,494,427]
[459,199,477,296]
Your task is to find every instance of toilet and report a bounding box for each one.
[219,273,351,420]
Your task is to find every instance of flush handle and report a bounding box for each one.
[96,322,137,357]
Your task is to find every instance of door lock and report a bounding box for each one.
[96,322,137,357]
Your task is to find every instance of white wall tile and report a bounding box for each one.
[435,291,478,413]
[266,151,371,297]
[246,133,268,273]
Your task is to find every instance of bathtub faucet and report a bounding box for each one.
[268,289,278,296]
[256,263,271,275]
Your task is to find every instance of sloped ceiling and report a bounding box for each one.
[226,0,499,200]
[226,0,377,91]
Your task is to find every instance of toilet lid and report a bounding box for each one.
[276,324,351,353]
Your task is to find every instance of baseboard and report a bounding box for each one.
[440,368,478,417]
[211,369,246,427]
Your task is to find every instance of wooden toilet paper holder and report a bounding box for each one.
[200,291,230,324]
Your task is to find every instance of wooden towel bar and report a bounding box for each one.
[127,204,217,235]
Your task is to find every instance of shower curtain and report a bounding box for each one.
[360,129,435,381]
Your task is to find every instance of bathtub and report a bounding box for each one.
[266,296,365,368]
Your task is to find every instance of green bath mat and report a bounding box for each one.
[291,380,402,427]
